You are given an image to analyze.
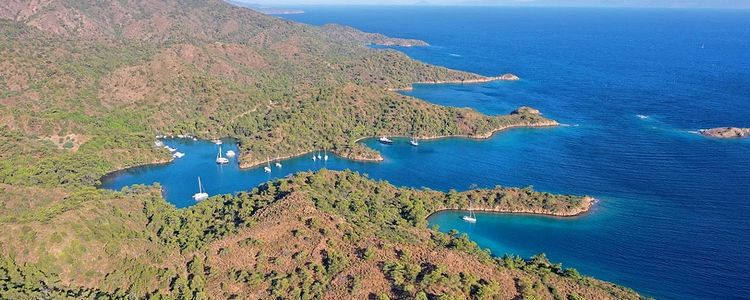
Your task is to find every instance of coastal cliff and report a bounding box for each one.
[699,127,750,138]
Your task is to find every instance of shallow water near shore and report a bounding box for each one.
[103,6,750,300]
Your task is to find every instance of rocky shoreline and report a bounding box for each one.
[698,127,750,138]
[429,196,595,218]
[236,119,557,168]
[388,73,520,91]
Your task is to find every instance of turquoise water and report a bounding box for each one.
[102,7,750,300]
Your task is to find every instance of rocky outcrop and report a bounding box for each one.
[511,106,541,115]
[497,73,520,81]
[699,127,750,138]
[435,196,595,218]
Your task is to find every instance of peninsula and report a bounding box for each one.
[0,170,640,299]
[699,127,750,138]
[389,73,521,91]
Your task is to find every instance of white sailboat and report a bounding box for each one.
[225,150,236,158]
[213,139,222,145]
[172,151,185,158]
[323,149,329,161]
[462,209,477,223]
[312,152,317,161]
[275,161,282,168]
[192,177,209,201]
[317,150,322,160]
[410,136,419,147]
[216,146,229,164]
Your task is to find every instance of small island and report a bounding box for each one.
[699,127,750,138]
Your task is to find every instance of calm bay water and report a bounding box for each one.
[102,7,750,299]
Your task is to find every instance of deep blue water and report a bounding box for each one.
[102,7,750,300]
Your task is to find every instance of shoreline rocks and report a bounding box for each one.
[430,195,595,218]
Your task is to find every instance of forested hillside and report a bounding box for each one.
[0,0,552,185]
[0,170,641,299]
[0,1,641,299]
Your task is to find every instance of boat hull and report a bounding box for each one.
[193,193,209,201]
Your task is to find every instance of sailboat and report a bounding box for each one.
[323,149,329,161]
[264,162,272,173]
[216,146,229,164]
[192,177,209,201]
[462,208,477,223]
[312,151,317,161]
[410,136,419,147]
[275,160,282,168]
[225,150,236,158]
[317,150,322,160]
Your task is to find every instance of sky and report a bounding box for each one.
[236,0,750,8]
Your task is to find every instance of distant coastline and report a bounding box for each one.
[225,1,304,15]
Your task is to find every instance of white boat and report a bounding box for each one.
[192,137,198,141]
[177,134,185,138]
[216,146,229,164]
[155,140,164,147]
[275,162,282,168]
[462,209,477,223]
[379,136,393,144]
[312,152,317,161]
[165,146,177,152]
[410,137,419,147]
[225,150,236,158]
[213,139,222,145]
[172,152,185,158]
[317,150,322,160]
[264,159,272,173]
[192,177,209,201]
[323,150,329,161]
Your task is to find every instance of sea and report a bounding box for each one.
[102,6,750,299]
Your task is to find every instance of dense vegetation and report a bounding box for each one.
[0,1,640,299]
[0,171,641,299]
[1,0,554,188]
